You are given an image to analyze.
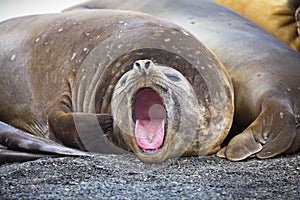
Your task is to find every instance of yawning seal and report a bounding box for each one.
[0,9,233,163]
[64,0,300,161]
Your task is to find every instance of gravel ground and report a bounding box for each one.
[0,153,299,199]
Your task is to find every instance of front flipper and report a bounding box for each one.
[0,122,89,164]
[217,97,297,161]
[48,108,126,154]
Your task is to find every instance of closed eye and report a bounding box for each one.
[164,72,182,82]
[121,76,128,86]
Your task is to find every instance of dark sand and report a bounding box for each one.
[1,153,299,199]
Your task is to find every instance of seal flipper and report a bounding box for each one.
[0,121,88,164]
[48,83,126,154]
[0,149,60,164]
[48,109,125,154]
[286,125,300,154]
[218,97,297,161]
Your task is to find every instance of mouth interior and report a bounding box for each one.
[134,88,166,152]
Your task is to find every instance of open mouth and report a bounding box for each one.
[133,88,166,154]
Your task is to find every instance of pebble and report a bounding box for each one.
[0,154,299,199]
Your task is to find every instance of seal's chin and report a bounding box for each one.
[133,88,166,154]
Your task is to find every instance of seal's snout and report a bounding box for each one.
[133,60,154,76]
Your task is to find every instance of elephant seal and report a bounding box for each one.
[65,0,300,161]
[213,0,300,53]
[0,10,233,163]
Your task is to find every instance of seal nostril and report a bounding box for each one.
[134,62,142,74]
[135,62,141,69]
[145,61,151,69]
[133,60,153,75]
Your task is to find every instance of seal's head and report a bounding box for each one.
[112,59,202,163]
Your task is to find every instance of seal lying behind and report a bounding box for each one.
[65,0,300,161]
[214,0,300,53]
[0,10,234,163]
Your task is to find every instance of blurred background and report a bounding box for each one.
[0,0,86,21]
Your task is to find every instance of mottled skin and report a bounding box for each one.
[0,10,233,163]
[214,0,300,53]
[66,0,300,160]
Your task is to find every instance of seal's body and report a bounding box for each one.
[214,0,300,53]
[0,0,299,163]
[65,0,300,160]
[0,9,233,163]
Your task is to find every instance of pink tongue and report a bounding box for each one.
[135,119,165,150]
[134,88,165,150]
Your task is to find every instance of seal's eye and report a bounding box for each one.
[121,76,128,86]
[164,72,181,82]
